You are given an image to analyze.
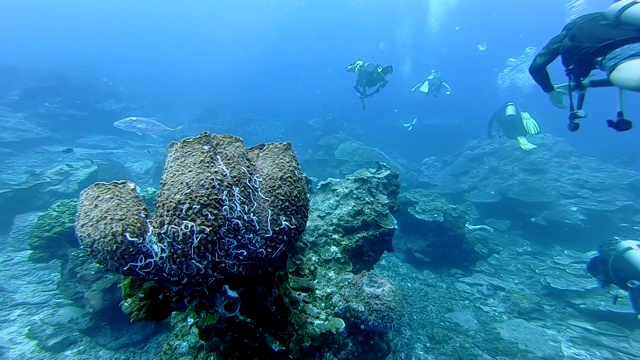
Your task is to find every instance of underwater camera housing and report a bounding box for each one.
[607,111,633,132]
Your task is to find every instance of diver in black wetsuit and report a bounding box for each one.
[345,59,393,110]
[529,1,640,132]
[487,102,540,151]
[587,238,640,320]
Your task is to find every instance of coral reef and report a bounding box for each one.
[59,249,121,314]
[74,139,405,359]
[285,162,402,359]
[333,271,402,333]
[334,141,403,175]
[418,134,640,249]
[120,276,178,322]
[75,132,309,298]
[28,198,79,263]
[395,189,480,268]
[297,162,400,274]
[153,162,403,359]
[0,157,98,232]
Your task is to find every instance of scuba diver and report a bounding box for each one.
[487,102,540,151]
[345,59,394,110]
[529,0,640,132]
[587,238,640,320]
[411,70,452,98]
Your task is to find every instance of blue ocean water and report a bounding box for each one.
[0,0,625,152]
[1,0,640,359]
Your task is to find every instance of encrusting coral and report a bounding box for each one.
[75,132,309,299]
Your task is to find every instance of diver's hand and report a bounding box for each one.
[548,89,567,109]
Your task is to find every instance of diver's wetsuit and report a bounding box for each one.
[588,239,640,315]
[355,69,388,97]
[487,103,527,140]
[529,12,640,92]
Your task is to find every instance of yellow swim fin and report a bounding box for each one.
[345,59,364,73]
[520,112,540,135]
[517,136,537,151]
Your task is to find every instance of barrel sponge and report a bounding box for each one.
[247,141,308,244]
[75,132,309,295]
[75,180,151,273]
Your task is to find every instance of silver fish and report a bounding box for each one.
[113,116,183,136]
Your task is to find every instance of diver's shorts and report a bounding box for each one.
[600,42,640,75]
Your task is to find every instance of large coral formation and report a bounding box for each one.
[298,162,400,274]
[75,132,309,297]
[285,162,402,359]
[76,149,402,359]
[120,276,177,322]
[333,271,402,333]
[28,199,79,263]
[395,189,479,268]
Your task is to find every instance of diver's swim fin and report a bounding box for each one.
[517,136,537,151]
[403,118,417,131]
[345,59,364,73]
[521,112,540,135]
[418,81,430,94]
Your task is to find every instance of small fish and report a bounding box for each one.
[61,147,74,153]
[402,118,417,131]
[113,116,184,136]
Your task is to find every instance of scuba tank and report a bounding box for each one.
[609,240,640,288]
[610,239,640,316]
[606,0,640,27]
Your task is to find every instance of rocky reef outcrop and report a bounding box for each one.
[285,162,403,359]
[419,134,640,249]
[298,162,400,274]
[395,189,482,269]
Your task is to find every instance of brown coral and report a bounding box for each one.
[75,132,309,296]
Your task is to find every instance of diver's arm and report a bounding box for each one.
[442,82,452,94]
[353,83,366,97]
[411,82,422,92]
[528,32,567,93]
